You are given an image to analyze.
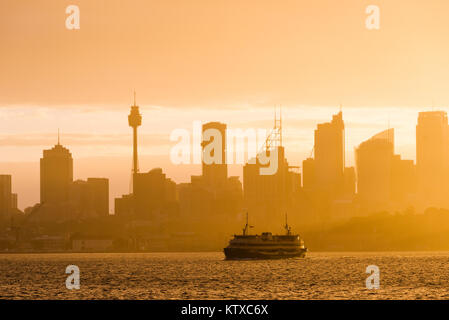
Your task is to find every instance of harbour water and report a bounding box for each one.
[1,251,449,299]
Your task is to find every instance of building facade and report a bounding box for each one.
[0,175,12,218]
[416,111,449,209]
[40,143,73,205]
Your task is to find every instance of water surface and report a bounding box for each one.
[1,252,449,299]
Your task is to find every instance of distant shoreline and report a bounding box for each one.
[2,249,449,255]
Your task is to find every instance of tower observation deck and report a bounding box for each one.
[128,92,142,180]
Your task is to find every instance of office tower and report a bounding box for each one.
[244,145,300,230]
[115,194,134,217]
[301,111,354,222]
[201,122,227,187]
[178,175,243,227]
[302,158,315,192]
[178,177,214,221]
[356,129,394,211]
[391,155,416,205]
[87,178,109,216]
[314,111,345,198]
[179,120,242,232]
[243,116,300,230]
[69,180,91,218]
[133,168,177,220]
[356,128,415,212]
[11,193,18,210]
[0,175,12,218]
[69,178,109,218]
[128,92,142,191]
[416,111,449,208]
[40,138,73,205]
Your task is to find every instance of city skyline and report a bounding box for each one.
[0,103,447,213]
[5,0,449,212]
[0,107,443,209]
[4,2,449,303]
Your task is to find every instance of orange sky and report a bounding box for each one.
[1,1,449,210]
[2,0,449,107]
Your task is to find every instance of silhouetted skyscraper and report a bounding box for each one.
[201,122,227,187]
[40,139,73,205]
[356,128,415,213]
[391,155,416,205]
[87,178,109,216]
[243,116,300,230]
[0,175,12,218]
[244,145,300,229]
[416,111,449,208]
[356,129,395,211]
[115,194,134,217]
[134,168,177,220]
[69,178,109,218]
[179,120,242,230]
[314,111,345,198]
[302,158,315,192]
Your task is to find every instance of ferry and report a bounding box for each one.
[224,214,307,260]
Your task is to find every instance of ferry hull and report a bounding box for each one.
[224,247,307,260]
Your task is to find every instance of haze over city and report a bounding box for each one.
[5,1,449,303]
[2,1,449,209]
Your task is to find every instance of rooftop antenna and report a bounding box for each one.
[340,103,345,166]
[387,116,391,143]
[57,128,60,145]
[274,105,277,128]
[280,105,283,147]
[260,105,282,153]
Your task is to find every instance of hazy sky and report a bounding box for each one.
[1,0,449,209]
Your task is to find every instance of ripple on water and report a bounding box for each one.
[1,252,449,299]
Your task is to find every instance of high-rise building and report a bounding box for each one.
[244,145,300,230]
[179,121,243,230]
[301,111,354,222]
[201,122,227,188]
[69,178,109,218]
[314,111,345,198]
[40,139,73,205]
[178,176,214,221]
[391,155,416,205]
[416,111,449,208]
[243,115,300,230]
[87,178,109,216]
[115,194,133,217]
[11,193,18,210]
[356,129,395,211]
[302,158,315,192]
[133,168,177,220]
[0,175,12,218]
[356,128,415,213]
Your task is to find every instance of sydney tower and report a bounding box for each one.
[128,92,142,190]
